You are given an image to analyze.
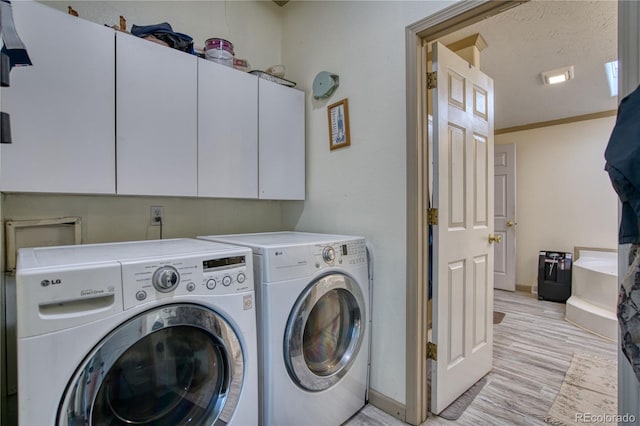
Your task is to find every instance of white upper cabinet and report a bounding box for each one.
[258,79,305,200]
[197,59,258,198]
[0,1,116,194]
[116,32,198,197]
[0,4,305,200]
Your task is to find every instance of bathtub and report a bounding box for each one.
[565,248,618,341]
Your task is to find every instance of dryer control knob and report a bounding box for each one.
[323,247,336,263]
[222,275,232,286]
[153,266,180,293]
[237,273,246,284]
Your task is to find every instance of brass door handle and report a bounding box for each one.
[507,221,518,227]
[488,234,502,244]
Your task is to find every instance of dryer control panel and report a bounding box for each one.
[121,250,253,310]
[263,238,367,282]
[313,239,367,268]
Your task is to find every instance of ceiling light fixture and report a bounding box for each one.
[541,65,575,86]
[605,60,618,97]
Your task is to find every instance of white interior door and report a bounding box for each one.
[494,144,516,291]
[431,42,494,414]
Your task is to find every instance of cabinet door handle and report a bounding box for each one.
[1,112,11,144]
[1,52,10,87]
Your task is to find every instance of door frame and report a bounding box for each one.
[404,1,528,424]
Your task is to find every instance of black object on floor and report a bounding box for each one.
[493,311,505,324]
[537,250,572,303]
[438,377,487,420]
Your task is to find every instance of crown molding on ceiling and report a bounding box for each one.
[494,109,617,135]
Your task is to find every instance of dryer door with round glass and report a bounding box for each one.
[58,304,244,426]
[285,273,366,392]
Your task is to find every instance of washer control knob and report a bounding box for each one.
[237,273,246,284]
[186,282,196,292]
[322,247,335,263]
[222,275,232,286]
[135,290,147,301]
[206,279,216,290]
[152,266,180,293]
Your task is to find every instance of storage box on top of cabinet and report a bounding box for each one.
[0,1,115,194]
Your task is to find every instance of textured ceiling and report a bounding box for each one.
[436,0,617,130]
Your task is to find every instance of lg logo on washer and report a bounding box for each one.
[40,279,62,287]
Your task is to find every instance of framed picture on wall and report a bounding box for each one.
[327,98,351,150]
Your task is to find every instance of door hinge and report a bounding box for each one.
[427,72,437,89]
[426,341,438,360]
[427,208,438,225]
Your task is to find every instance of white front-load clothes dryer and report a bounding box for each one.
[16,238,258,426]
[198,232,369,426]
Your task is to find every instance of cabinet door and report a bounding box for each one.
[116,32,197,197]
[258,80,305,200]
[0,2,115,194]
[198,59,258,198]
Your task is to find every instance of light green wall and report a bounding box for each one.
[3,194,286,244]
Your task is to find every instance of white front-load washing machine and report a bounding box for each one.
[198,232,370,426]
[16,238,258,426]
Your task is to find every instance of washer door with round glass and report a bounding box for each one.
[285,273,366,392]
[58,304,244,426]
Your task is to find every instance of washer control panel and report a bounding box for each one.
[121,250,252,310]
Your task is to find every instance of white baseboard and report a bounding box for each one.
[368,388,406,422]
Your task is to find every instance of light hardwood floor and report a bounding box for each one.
[346,290,618,426]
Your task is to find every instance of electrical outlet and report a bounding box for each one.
[150,206,164,226]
